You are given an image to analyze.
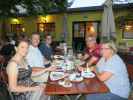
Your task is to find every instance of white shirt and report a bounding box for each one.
[97,54,130,98]
[26,45,44,67]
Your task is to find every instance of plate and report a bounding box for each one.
[52,60,64,67]
[63,82,72,88]
[81,71,95,78]
[69,76,83,82]
[69,73,83,82]
[31,72,49,83]
[50,71,64,81]
[54,55,64,59]
[58,80,72,88]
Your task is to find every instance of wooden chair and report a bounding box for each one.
[0,55,8,84]
[127,64,133,100]
[127,64,133,82]
[0,55,13,100]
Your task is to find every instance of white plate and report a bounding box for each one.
[81,71,95,78]
[63,82,72,88]
[69,73,83,82]
[50,71,64,81]
[69,76,83,82]
[58,80,72,88]
[54,55,64,59]
[52,60,64,67]
[31,72,49,83]
[58,80,65,86]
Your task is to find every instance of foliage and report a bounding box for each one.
[0,0,68,17]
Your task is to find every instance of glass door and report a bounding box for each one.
[72,21,100,52]
[72,22,86,52]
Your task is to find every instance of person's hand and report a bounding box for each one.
[63,73,69,78]
[47,66,57,72]
[78,66,85,72]
[32,85,43,91]
[39,84,46,90]
[32,84,46,91]
[90,66,96,73]
[44,60,51,65]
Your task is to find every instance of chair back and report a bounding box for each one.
[127,64,133,82]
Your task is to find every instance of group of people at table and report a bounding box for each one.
[6,33,130,100]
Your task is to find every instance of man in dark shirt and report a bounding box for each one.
[39,34,53,61]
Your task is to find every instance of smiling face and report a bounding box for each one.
[31,34,40,47]
[17,41,29,57]
[101,44,113,59]
[45,35,52,45]
[86,40,96,49]
[86,37,96,49]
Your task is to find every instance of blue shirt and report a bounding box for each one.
[39,42,53,61]
[97,54,130,98]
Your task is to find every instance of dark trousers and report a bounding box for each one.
[86,93,127,100]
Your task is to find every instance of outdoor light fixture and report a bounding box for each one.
[125,25,132,30]
[22,27,26,32]
[90,26,95,33]
[38,16,47,23]
[11,18,20,24]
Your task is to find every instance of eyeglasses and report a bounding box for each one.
[101,47,110,50]
[46,38,52,40]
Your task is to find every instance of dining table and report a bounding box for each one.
[32,54,110,100]
[44,72,109,100]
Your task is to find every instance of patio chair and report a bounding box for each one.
[0,56,13,100]
[127,64,133,100]
[127,64,133,85]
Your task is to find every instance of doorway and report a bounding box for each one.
[72,21,100,52]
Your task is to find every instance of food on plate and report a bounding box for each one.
[81,71,95,78]
[69,73,83,82]
[63,78,72,87]
[53,55,64,59]
[58,79,72,88]
[50,71,65,81]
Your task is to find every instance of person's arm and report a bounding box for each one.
[87,56,98,66]
[82,53,89,61]
[7,62,42,93]
[32,66,57,75]
[44,57,51,65]
[96,71,113,82]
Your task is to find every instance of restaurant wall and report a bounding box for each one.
[66,11,102,46]
[114,9,133,46]
[0,9,132,47]
[47,14,64,40]
[22,16,36,37]
[23,14,64,41]
[65,10,133,46]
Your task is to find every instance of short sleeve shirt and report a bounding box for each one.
[85,44,101,63]
[26,45,44,67]
[97,54,130,98]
